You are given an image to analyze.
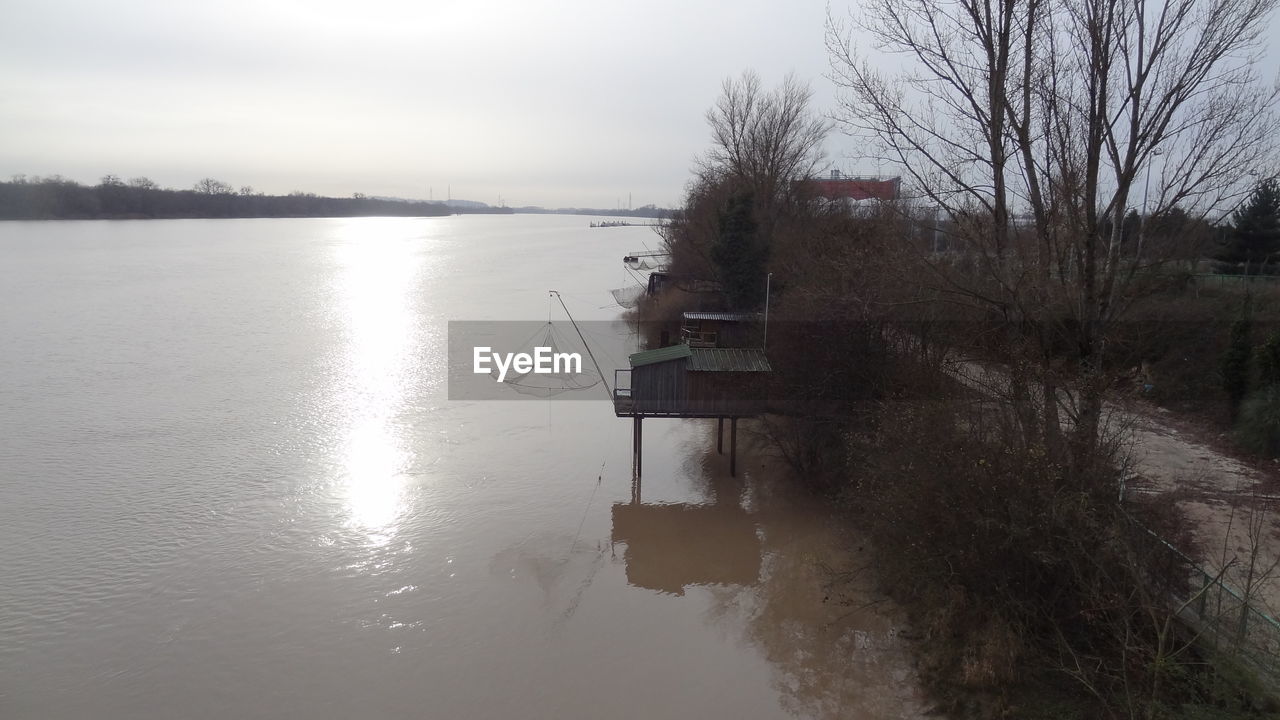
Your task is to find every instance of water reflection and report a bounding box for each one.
[341,418,407,533]
[610,466,761,596]
[613,425,924,718]
[331,220,425,543]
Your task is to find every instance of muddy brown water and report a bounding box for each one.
[0,215,922,718]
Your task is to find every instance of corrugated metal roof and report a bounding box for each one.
[629,343,692,367]
[682,311,759,322]
[688,348,772,372]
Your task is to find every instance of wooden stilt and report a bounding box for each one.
[730,417,738,477]
[633,417,643,478]
[631,468,641,504]
[717,417,724,454]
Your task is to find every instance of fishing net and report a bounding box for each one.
[610,285,645,309]
[491,321,603,397]
[625,257,659,271]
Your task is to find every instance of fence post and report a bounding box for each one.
[1197,571,1209,617]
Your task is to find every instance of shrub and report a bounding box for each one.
[1236,385,1280,458]
[1256,332,1280,388]
[1222,308,1254,420]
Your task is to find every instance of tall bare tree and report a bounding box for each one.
[828,0,1280,475]
[660,72,830,297]
[700,70,831,207]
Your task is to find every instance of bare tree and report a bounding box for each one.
[828,0,1280,475]
[193,178,234,195]
[658,72,831,294]
[700,70,831,207]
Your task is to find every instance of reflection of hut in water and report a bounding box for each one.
[610,502,761,595]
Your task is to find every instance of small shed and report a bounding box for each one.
[615,344,771,417]
[680,311,760,348]
[613,344,772,477]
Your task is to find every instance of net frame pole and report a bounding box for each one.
[550,290,613,399]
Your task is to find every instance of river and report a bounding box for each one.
[0,215,921,718]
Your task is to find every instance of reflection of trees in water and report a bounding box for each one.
[620,418,923,718]
[709,532,923,719]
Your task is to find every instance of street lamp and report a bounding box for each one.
[763,272,773,349]
[1143,149,1164,217]
[1137,148,1165,259]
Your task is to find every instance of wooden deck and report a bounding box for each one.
[613,392,762,418]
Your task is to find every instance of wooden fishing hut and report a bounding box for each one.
[613,344,771,477]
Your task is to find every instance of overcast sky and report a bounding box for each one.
[1,0,1276,209]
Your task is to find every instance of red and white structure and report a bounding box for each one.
[802,170,901,202]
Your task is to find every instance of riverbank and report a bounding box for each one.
[631,273,1280,716]
[0,178,455,219]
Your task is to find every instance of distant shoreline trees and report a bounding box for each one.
[516,204,674,220]
[0,175,454,220]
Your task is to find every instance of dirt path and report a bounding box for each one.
[1124,403,1280,615]
[944,354,1280,613]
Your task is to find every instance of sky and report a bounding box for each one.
[0,0,867,209]
[1,0,1277,209]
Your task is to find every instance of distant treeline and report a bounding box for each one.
[0,176,454,220]
[516,205,674,220]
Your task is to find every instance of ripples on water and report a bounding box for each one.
[0,216,921,718]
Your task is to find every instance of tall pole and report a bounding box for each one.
[763,272,773,349]
[1143,153,1158,214]
[1138,148,1164,258]
[551,290,612,398]
[933,205,941,254]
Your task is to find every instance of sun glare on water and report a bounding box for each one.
[330,219,429,544]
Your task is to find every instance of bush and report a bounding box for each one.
[844,392,1222,717]
[1256,332,1280,388]
[1222,308,1254,421]
[1236,385,1280,458]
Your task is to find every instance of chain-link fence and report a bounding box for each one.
[1136,518,1280,678]
[1183,563,1280,676]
